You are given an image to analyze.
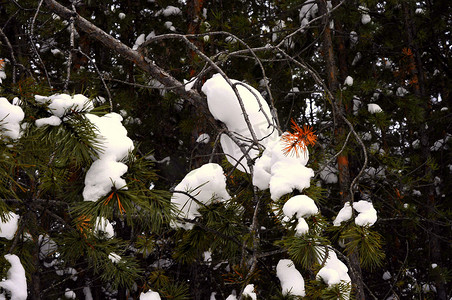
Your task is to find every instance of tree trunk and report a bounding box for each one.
[316,1,365,298]
[402,4,447,299]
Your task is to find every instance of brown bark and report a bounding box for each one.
[316,1,365,298]
[402,4,447,299]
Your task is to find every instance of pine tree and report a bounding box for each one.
[0,0,450,299]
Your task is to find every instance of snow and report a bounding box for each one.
[0,97,25,139]
[344,76,353,86]
[0,254,27,300]
[35,94,93,118]
[83,287,93,300]
[242,284,257,300]
[353,200,377,226]
[283,195,318,218]
[94,217,114,239]
[38,234,57,259]
[368,103,383,114]
[396,87,408,97]
[359,6,371,24]
[65,288,76,299]
[35,115,62,127]
[118,12,126,19]
[350,31,358,46]
[140,290,161,300]
[226,294,237,300]
[50,49,62,56]
[361,14,371,24]
[183,77,197,91]
[196,133,210,144]
[295,217,309,235]
[164,21,176,32]
[108,252,121,263]
[82,112,134,202]
[83,158,128,202]
[333,202,352,226]
[160,6,182,17]
[201,74,277,173]
[320,165,338,184]
[133,34,145,50]
[171,163,230,229]
[276,259,305,296]
[253,136,314,200]
[316,249,350,291]
[382,271,392,280]
[0,212,19,240]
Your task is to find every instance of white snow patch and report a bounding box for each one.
[196,133,210,144]
[133,34,146,50]
[83,113,133,202]
[316,249,350,290]
[184,77,198,91]
[171,163,230,229]
[0,212,19,240]
[396,87,408,97]
[344,76,353,86]
[353,200,377,226]
[0,254,27,300]
[94,217,114,239]
[108,252,121,263]
[202,74,277,173]
[368,103,383,114]
[382,271,392,280]
[283,195,318,218]
[320,165,338,184]
[0,97,25,140]
[35,94,93,118]
[253,136,314,200]
[242,284,257,300]
[276,259,305,296]
[35,115,62,127]
[83,158,128,202]
[65,288,76,299]
[140,289,161,300]
[333,202,352,226]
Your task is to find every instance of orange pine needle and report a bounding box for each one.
[116,194,126,215]
[281,119,317,157]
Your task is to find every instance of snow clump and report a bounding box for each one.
[368,103,383,114]
[0,212,19,240]
[171,163,230,229]
[0,97,25,139]
[196,133,210,144]
[202,74,277,173]
[333,202,352,226]
[94,217,115,239]
[242,284,257,300]
[282,195,318,235]
[276,259,305,296]
[316,249,350,292]
[83,112,134,202]
[353,200,377,226]
[35,94,94,118]
[253,136,314,200]
[140,289,161,300]
[0,254,27,300]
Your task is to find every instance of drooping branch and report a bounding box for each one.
[44,0,209,114]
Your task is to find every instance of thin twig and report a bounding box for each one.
[30,0,52,88]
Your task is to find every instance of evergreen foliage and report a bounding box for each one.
[0,0,450,299]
